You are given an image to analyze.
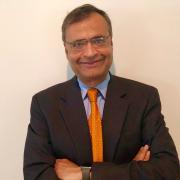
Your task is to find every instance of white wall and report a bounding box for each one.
[0,0,179,179]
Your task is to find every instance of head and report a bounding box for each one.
[62,4,113,86]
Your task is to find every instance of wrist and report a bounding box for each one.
[81,166,91,180]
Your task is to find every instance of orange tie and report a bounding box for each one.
[87,88,103,162]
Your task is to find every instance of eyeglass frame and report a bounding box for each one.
[65,35,111,52]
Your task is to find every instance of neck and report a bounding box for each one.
[78,74,107,87]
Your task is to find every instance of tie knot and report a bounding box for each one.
[87,88,98,102]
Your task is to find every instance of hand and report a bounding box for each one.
[133,145,150,161]
[54,159,82,180]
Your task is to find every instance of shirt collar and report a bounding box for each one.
[77,73,110,100]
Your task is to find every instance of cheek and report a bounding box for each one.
[67,52,79,65]
[101,45,113,56]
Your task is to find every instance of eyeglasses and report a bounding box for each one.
[65,35,110,52]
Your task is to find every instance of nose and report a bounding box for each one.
[83,42,98,58]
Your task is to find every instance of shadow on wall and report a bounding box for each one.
[66,61,116,80]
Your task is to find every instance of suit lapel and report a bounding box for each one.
[102,75,129,161]
[58,77,92,165]
[57,75,129,164]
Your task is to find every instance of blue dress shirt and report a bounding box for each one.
[77,73,110,119]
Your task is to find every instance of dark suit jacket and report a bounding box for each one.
[24,75,180,180]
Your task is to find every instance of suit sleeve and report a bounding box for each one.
[92,88,180,180]
[23,95,59,180]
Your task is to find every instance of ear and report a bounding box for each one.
[111,39,113,46]
[64,43,68,57]
[65,50,69,61]
[65,48,68,55]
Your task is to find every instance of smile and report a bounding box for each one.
[79,59,104,68]
[80,59,103,64]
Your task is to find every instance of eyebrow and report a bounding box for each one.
[68,35,106,43]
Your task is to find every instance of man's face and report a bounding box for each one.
[64,13,113,84]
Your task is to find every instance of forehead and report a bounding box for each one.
[65,13,109,41]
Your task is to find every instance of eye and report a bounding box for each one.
[72,40,86,49]
[92,37,105,45]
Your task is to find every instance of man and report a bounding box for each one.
[24,4,180,180]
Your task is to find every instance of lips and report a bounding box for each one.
[80,59,103,64]
[79,56,105,65]
[78,59,104,69]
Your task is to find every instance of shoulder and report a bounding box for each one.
[32,77,77,100]
[109,75,161,111]
[112,75,156,89]
[110,75,159,98]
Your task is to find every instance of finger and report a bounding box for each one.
[133,147,144,161]
[144,144,149,150]
[133,145,149,161]
[144,150,150,161]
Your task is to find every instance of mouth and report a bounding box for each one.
[79,57,105,68]
[79,59,104,69]
[81,59,103,64]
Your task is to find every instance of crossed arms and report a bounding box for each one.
[23,87,180,180]
[54,145,150,180]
